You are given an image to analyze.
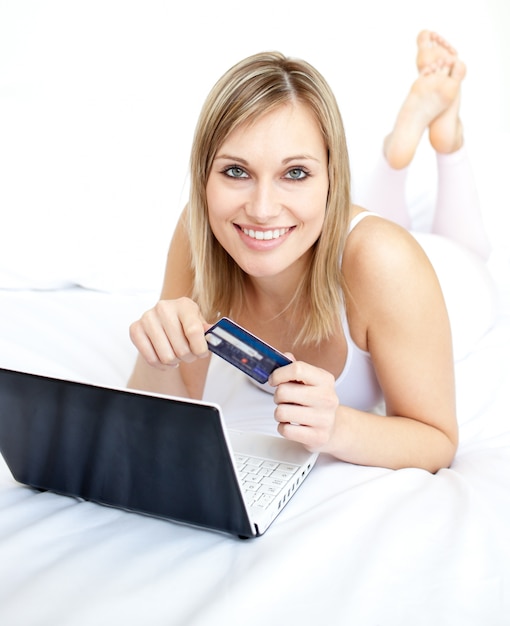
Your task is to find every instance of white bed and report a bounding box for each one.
[1,1,509,624]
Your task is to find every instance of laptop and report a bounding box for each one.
[0,367,318,538]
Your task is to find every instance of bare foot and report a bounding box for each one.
[428,58,466,153]
[384,59,465,169]
[416,30,457,71]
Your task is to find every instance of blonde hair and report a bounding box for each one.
[188,51,351,345]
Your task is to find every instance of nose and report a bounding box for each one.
[245,179,281,223]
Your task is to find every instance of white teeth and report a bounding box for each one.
[242,227,289,241]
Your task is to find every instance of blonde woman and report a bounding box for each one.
[129,35,490,472]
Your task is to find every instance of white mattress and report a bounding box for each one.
[0,278,509,626]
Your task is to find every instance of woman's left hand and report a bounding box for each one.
[269,360,339,452]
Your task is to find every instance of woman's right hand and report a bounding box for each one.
[129,297,210,371]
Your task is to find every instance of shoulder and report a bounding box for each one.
[343,210,434,282]
[342,210,444,344]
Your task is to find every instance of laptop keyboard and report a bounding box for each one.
[234,453,301,511]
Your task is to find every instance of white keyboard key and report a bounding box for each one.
[259,483,282,496]
[261,460,279,470]
[250,493,275,509]
[245,457,264,468]
[261,476,286,488]
[243,482,261,492]
[277,463,298,474]
[272,469,295,481]
[257,494,275,507]
[244,491,260,503]
[257,467,273,477]
[244,474,263,483]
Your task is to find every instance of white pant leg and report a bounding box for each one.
[432,145,492,260]
[357,151,412,230]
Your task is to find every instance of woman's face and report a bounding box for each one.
[206,102,329,282]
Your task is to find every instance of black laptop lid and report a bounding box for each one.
[0,368,254,538]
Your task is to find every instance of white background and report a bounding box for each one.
[0,0,508,292]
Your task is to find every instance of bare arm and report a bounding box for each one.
[271,217,458,472]
[128,210,211,399]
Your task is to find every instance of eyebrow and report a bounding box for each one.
[214,154,322,164]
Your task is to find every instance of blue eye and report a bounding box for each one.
[285,168,307,180]
[224,166,248,178]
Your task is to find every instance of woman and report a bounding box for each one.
[128,32,489,472]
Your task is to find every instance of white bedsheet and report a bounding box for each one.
[0,279,509,626]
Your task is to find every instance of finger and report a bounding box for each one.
[277,421,322,450]
[273,378,338,432]
[273,381,310,407]
[180,316,210,360]
[274,400,324,430]
[129,322,160,365]
[276,382,337,411]
[269,360,326,387]
[145,318,183,366]
[153,300,206,363]
[138,303,193,367]
[129,320,179,370]
[276,406,336,451]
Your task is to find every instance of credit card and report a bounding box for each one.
[205,317,292,384]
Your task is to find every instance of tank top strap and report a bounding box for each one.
[348,211,380,234]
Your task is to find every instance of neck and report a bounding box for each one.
[243,268,307,323]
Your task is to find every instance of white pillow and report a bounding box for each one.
[0,203,171,293]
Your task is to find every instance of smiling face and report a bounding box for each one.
[205,102,329,285]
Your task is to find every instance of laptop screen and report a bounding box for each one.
[0,368,255,537]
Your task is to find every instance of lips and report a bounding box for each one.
[241,226,291,241]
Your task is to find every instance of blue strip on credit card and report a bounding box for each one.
[205,318,292,384]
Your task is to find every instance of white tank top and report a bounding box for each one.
[335,211,382,410]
